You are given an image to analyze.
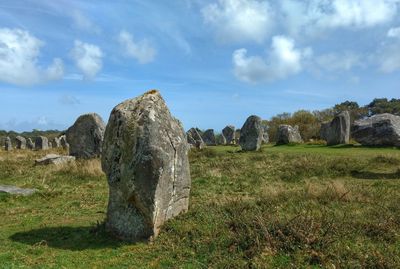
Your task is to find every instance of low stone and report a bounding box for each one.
[351,113,400,147]
[0,185,37,196]
[222,125,235,144]
[239,115,263,151]
[35,154,75,166]
[202,129,216,146]
[66,113,105,158]
[4,137,12,151]
[187,128,205,149]
[34,136,49,150]
[15,136,26,149]
[276,125,303,145]
[102,90,191,242]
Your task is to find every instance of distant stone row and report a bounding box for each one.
[3,135,69,151]
[187,111,400,151]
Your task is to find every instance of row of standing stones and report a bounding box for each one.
[187,111,400,150]
[2,91,400,243]
[3,135,69,151]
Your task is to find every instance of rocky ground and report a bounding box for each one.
[1,144,400,268]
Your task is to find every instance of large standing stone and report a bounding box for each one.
[202,129,216,146]
[59,135,69,150]
[187,128,205,149]
[15,136,26,149]
[4,137,12,151]
[34,136,49,150]
[222,125,235,144]
[239,115,263,151]
[323,111,350,145]
[27,138,35,150]
[102,90,191,242]
[276,125,303,145]
[351,113,400,147]
[66,113,105,158]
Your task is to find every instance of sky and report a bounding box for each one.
[0,0,400,132]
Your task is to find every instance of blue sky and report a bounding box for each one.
[0,0,400,132]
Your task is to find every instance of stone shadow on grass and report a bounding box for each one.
[351,170,400,180]
[10,225,128,251]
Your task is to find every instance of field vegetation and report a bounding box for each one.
[1,144,400,268]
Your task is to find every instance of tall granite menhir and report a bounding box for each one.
[324,111,350,146]
[102,90,191,242]
[66,113,105,158]
[239,115,263,151]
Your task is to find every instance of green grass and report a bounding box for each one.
[1,144,400,268]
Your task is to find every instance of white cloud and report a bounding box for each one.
[314,51,362,72]
[70,40,103,79]
[202,0,273,43]
[233,36,311,83]
[118,30,156,64]
[388,27,400,38]
[71,10,101,34]
[281,0,399,35]
[0,28,64,86]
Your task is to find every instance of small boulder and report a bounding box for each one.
[187,128,205,149]
[34,136,49,150]
[4,137,12,151]
[66,113,105,158]
[239,115,263,151]
[276,125,303,145]
[102,90,191,242]
[222,125,235,144]
[15,136,26,149]
[202,129,216,146]
[35,154,75,166]
[351,113,400,147]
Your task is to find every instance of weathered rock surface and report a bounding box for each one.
[66,113,105,158]
[217,134,227,145]
[0,185,37,196]
[239,115,263,151]
[202,129,216,146]
[187,128,205,149]
[52,137,61,148]
[48,141,53,148]
[59,135,69,150]
[323,111,350,145]
[276,125,303,145]
[4,137,12,151]
[35,154,76,166]
[15,136,26,149]
[34,136,49,150]
[261,123,269,144]
[351,113,400,147]
[102,90,191,242]
[222,125,235,144]
[27,138,35,150]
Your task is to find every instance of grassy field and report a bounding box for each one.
[1,144,400,268]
